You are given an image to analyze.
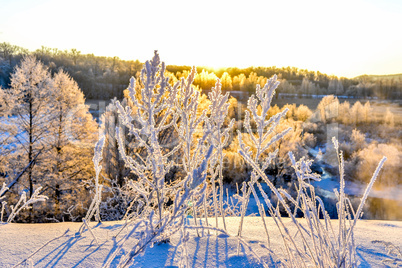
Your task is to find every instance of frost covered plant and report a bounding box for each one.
[83,135,105,224]
[177,223,190,268]
[0,183,7,201]
[236,74,291,240]
[0,183,8,222]
[206,79,234,230]
[78,135,105,239]
[102,52,213,267]
[0,176,48,224]
[114,51,176,227]
[241,138,386,267]
[6,187,48,223]
[171,66,213,234]
[235,75,387,267]
[330,138,386,267]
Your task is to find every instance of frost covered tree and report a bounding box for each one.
[299,77,317,95]
[328,78,344,95]
[220,72,233,91]
[42,70,98,219]
[1,58,98,221]
[277,78,296,94]
[0,86,16,176]
[336,79,344,95]
[100,98,130,184]
[317,95,339,123]
[384,107,395,127]
[349,101,364,126]
[194,69,218,90]
[232,73,246,91]
[2,56,54,198]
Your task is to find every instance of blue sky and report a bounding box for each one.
[1,0,401,78]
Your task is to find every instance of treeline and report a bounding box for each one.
[1,42,401,100]
[0,43,143,99]
[172,67,402,99]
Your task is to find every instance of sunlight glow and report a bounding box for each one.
[0,0,401,78]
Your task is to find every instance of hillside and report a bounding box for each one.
[355,73,402,80]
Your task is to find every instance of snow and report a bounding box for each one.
[1,217,401,267]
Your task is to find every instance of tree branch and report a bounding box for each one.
[0,149,42,197]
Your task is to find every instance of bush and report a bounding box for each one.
[347,142,401,187]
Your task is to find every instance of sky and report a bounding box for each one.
[0,0,401,78]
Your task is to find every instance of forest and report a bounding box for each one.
[1,48,401,267]
[1,42,402,100]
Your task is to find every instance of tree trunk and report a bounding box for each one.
[55,108,63,218]
[55,184,60,217]
[29,99,33,198]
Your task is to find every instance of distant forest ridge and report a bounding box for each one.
[356,73,402,80]
[1,42,401,100]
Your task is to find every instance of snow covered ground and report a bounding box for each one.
[1,217,401,267]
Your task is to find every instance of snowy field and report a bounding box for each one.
[1,217,401,267]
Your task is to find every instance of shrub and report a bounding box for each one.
[347,142,401,187]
